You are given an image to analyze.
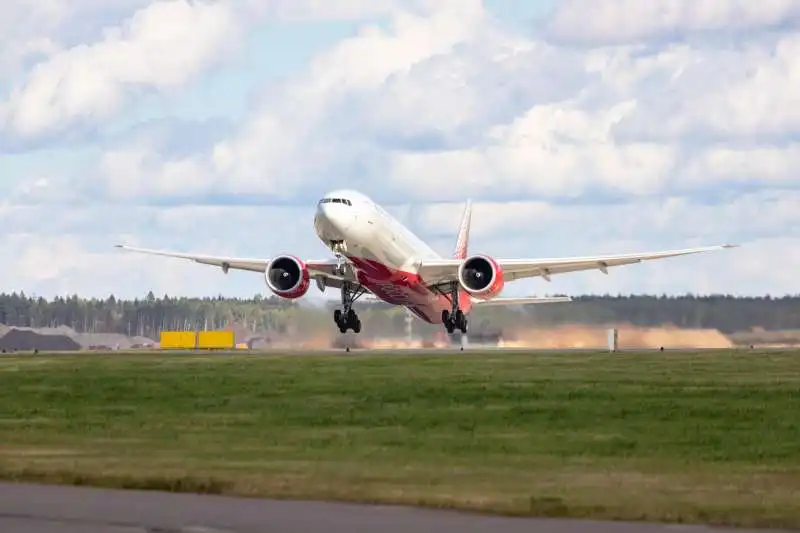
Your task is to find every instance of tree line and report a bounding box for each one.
[0,292,798,338]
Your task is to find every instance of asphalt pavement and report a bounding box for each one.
[0,482,793,533]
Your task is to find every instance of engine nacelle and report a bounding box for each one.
[457,254,505,300]
[264,255,311,299]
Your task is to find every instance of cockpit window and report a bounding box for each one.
[318,198,352,206]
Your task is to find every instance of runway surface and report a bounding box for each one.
[0,482,793,533]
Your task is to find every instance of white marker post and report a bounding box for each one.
[607,328,618,352]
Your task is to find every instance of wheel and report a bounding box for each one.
[442,310,450,324]
[333,309,341,323]
[353,319,362,334]
[347,308,357,323]
[455,310,467,332]
[339,324,348,334]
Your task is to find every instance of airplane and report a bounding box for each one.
[115,189,738,336]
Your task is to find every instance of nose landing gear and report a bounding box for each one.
[330,240,348,276]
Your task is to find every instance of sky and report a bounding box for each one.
[1,0,798,302]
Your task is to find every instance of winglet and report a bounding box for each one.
[452,199,472,260]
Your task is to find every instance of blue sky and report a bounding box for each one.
[1,0,798,300]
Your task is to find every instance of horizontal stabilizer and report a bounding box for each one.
[472,296,572,307]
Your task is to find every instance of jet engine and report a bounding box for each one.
[457,254,505,300]
[264,255,311,299]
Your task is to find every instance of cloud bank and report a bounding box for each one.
[1,0,796,299]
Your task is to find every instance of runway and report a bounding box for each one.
[0,483,792,533]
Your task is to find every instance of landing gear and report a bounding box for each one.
[330,240,347,276]
[439,282,468,334]
[334,281,366,334]
[442,309,467,334]
[334,308,361,334]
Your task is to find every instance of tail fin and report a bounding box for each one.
[452,199,472,260]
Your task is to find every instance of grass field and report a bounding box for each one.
[1,349,799,529]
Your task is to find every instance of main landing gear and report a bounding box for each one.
[439,282,468,334]
[334,281,366,334]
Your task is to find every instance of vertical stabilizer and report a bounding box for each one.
[452,199,472,260]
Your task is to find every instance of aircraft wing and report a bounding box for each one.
[114,245,357,284]
[417,244,738,286]
[471,296,572,306]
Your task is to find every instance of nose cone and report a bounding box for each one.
[316,202,355,238]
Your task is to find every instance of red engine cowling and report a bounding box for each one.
[457,254,504,300]
[264,255,310,299]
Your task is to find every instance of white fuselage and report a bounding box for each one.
[313,189,441,273]
[312,189,466,324]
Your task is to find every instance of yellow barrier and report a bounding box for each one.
[197,330,235,350]
[160,331,197,349]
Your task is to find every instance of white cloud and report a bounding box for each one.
[387,100,680,200]
[251,0,435,22]
[683,144,800,185]
[98,144,215,200]
[544,0,800,44]
[91,0,800,205]
[2,0,798,300]
[1,0,439,141]
[419,191,798,245]
[91,0,488,199]
[612,33,800,140]
[303,0,484,93]
[0,0,150,81]
[2,1,244,139]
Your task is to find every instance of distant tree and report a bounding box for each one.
[0,292,798,337]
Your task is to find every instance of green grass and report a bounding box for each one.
[1,349,800,528]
